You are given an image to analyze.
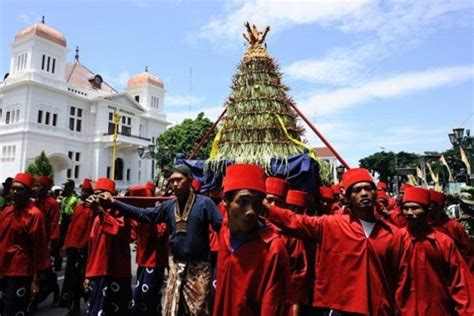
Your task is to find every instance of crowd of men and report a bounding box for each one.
[0,164,473,316]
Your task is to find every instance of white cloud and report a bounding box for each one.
[298,65,474,116]
[166,95,206,107]
[199,0,373,46]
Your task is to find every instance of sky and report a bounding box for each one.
[1,0,473,167]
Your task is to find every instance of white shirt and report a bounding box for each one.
[359,219,376,238]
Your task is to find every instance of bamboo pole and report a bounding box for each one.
[289,103,351,170]
[188,107,227,160]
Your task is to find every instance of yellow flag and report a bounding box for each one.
[209,128,223,159]
[426,162,441,191]
[407,174,418,186]
[439,155,454,182]
[460,147,471,175]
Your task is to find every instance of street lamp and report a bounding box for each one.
[448,127,473,185]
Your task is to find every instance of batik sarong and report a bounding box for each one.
[163,260,210,316]
[131,266,165,316]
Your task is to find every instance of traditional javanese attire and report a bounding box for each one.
[0,199,51,315]
[113,192,222,316]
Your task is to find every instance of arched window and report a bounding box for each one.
[115,158,124,180]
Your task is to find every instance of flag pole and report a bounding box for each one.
[111,110,122,180]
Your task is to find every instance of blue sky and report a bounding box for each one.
[1,0,473,166]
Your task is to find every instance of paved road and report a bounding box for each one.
[34,247,138,316]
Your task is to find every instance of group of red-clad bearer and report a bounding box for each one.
[0,164,473,316]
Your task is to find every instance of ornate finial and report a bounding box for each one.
[145,66,148,72]
[41,16,45,24]
[242,22,271,61]
[74,46,79,61]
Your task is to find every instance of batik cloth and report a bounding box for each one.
[163,260,210,316]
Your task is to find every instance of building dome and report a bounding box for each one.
[15,22,67,47]
[127,69,164,89]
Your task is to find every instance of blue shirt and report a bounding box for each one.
[113,194,222,262]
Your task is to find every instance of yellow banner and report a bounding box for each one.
[275,114,316,160]
[209,128,223,159]
[460,147,471,175]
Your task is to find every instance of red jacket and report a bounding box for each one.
[398,228,474,315]
[64,202,95,250]
[86,210,131,278]
[0,202,51,276]
[213,222,291,316]
[267,205,409,315]
[432,214,474,272]
[281,235,309,305]
[35,195,60,242]
[136,222,168,268]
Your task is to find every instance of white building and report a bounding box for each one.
[0,20,170,189]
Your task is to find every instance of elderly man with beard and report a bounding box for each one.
[0,173,51,316]
[398,186,473,315]
[96,165,222,316]
[264,168,408,315]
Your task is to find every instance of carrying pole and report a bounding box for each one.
[188,107,227,160]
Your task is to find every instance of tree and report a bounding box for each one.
[207,23,304,169]
[26,151,53,177]
[359,151,420,183]
[155,112,215,167]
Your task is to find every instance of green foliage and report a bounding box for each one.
[155,112,215,167]
[207,55,304,169]
[359,151,420,182]
[25,151,53,177]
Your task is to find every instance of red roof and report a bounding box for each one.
[15,23,66,47]
[314,147,336,158]
[65,62,117,94]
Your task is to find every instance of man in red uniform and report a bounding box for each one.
[31,175,61,309]
[85,178,132,316]
[428,189,474,271]
[129,185,168,316]
[59,178,95,315]
[214,164,291,315]
[265,168,408,315]
[398,186,473,315]
[0,173,51,315]
[390,183,411,228]
[318,186,341,215]
[264,177,288,207]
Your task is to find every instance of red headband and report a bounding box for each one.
[429,189,445,205]
[403,187,430,206]
[319,186,335,200]
[95,178,115,194]
[38,175,53,188]
[129,185,152,197]
[223,164,266,194]
[14,173,34,189]
[286,190,308,208]
[341,168,374,190]
[265,177,288,198]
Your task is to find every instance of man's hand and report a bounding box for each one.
[97,191,114,206]
[31,279,39,297]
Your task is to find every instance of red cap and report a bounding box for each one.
[429,189,445,205]
[82,178,93,190]
[403,187,430,206]
[319,186,335,200]
[192,179,202,192]
[376,190,389,201]
[265,177,288,198]
[38,175,53,188]
[129,185,152,197]
[400,183,412,192]
[286,190,308,207]
[331,184,341,195]
[14,173,35,189]
[341,168,374,190]
[376,182,387,190]
[223,164,266,194]
[95,178,115,194]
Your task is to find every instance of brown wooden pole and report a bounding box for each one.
[188,107,228,160]
[289,103,351,170]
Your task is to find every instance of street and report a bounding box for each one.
[34,247,139,316]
